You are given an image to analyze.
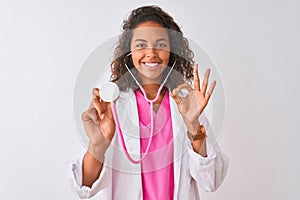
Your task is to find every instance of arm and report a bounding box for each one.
[66,88,115,199]
[188,141,229,192]
[82,135,110,187]
[187,113,229,192]
[67,150,110,199]
[186,122,207,157]
[82,152,102,187]
[171,65,215,157]
[81,88,115,187]
[171,65,228,191]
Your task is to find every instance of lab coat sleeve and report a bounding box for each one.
[187,114,229,192]
[66,153,109,199]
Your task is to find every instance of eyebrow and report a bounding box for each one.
[133,38,169,43]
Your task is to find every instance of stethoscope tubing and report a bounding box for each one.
[110,57,176,164]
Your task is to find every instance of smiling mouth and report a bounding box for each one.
[142,62,161,67]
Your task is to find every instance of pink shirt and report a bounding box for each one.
[135,90,174,200]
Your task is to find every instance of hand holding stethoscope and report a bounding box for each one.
[81,88,116,161]
[171,64,216,133]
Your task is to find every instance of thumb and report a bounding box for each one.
[171,88,181,106]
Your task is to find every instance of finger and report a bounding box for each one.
[175,82,193,93]
[201,68,211,95]
[103,102,115,121]
[193,64,200,91]
[171,88,181,105]
[89,108,99,123]
[93,88,100,99]
[92,98,106,120]
[205,80,216,101]
[82,108,98,124]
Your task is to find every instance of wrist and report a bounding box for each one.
[187,124,207,142]
[88,136,110,162]
[185,120,200,135]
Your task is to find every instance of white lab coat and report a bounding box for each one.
[67,89,229,199]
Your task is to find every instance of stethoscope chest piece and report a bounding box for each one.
[99,82,120,102]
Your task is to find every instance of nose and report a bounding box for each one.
[145,47,158,58]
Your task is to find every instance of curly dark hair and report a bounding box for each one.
[110,5,194,91]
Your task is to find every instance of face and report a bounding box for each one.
[130,21,170,85]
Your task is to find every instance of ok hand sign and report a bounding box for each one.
[171,64,216,130]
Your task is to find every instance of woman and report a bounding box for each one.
[69,5,228,199]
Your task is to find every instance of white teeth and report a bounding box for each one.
[144,62,159,67]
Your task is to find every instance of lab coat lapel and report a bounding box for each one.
[115,90,143,198]
[114,90,141,175]
[169,93,185,197]
[116,90,141,161]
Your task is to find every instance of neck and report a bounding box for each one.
[139,83,166,102]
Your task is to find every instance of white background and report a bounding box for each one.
[1,0,299,199]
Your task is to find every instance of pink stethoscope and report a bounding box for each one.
[100,55,177,164]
